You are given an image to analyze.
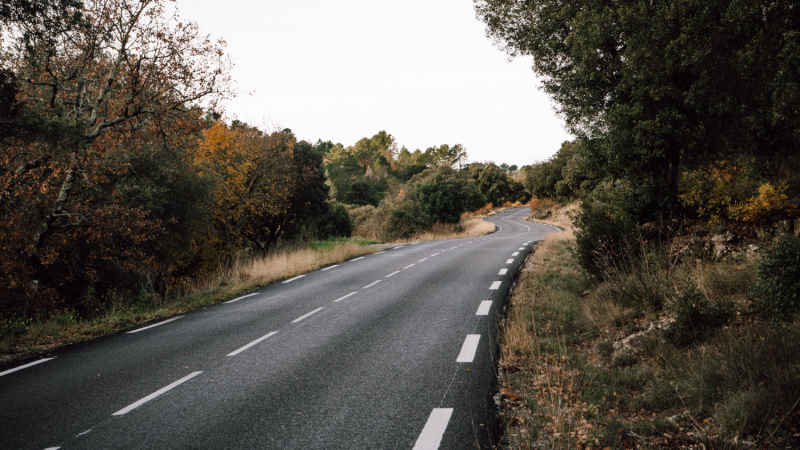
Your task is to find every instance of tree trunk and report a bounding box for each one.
[30,166,76,256]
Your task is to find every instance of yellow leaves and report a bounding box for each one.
[729,182,797,223]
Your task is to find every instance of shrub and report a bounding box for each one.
[729,182,797,223]
[574,202,636,279]
[666,287,736,348]
[318,202,352,239]
[749,234,800,322]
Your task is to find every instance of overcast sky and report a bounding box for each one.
[176,0,572,166]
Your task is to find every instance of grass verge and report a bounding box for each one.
[0,238,374,366]
[498,228,800,449]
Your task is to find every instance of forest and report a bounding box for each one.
[0,0,529,328]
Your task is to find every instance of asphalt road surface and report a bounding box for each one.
[0,207,559,450]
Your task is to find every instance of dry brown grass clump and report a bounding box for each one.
[189,241,371,294]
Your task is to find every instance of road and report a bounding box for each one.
[0,207,558,450]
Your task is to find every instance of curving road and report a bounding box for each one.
[0,207,558,449]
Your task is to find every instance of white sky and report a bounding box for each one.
[176,0,572,166]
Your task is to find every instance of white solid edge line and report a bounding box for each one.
[333,292,358,302]
[0,358,54,378]
[403,263,416,269]
[321,264,339,271]
[476,301,492,316]
[112,371,203,416]
[351,256,365,261]
[227,331,278,356]
[363,280,381,288]
[282,275,306,284]
[292,307,325,323]
[386,271,400,278]
[499,268,508,275]
[413,408,454,450]
[456,335,481,362]
[418,258,428,262]
[224,293,258,304]
[512,252,520,256]
[127,316,183,334]
[490,281,502,290]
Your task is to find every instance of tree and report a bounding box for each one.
[194,122,295,260]
[0,0,231,317]
[476,0,800,214]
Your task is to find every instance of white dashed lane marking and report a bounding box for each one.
[0,358,54,378]
[321,265,339,271]
[512,252,519,256]
[334,292,357,302]
[224,293,257,304]
[112,371,203,416]
[292,307,325,323]
[404,264,416,269]
[490,281,502,290]
[282,275,306,284]
[505,259,514,264]
[127,317,183,334]
[227,331,278,356]
[413,408,453,450]
[456,335,481,362]
[386,271,400,278]
[476,301,492,316]
[363,280,381,288]
[499,268,508,275]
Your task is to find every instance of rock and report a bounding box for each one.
[757,228,773,240]
[794,218,800,236]
[711,231,735,244]
[774,220,792,235]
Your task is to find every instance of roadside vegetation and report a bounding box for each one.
[498,202,800,449]
[474,1,800,447]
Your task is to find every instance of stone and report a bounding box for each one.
[774,220,791,235]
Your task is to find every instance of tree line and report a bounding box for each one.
[0,0,530,322]
[478,0,800,238]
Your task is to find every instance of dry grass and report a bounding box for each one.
[498,206,800,449]
[402,217,496,243]
[0,240,373,365]
[188,241,371,295]
[525,199,579,233]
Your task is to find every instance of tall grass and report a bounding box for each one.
[0,240,373,364]
[499,215,800,449]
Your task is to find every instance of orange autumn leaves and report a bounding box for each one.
[194,122,296,263]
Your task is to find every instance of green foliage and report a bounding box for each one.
[573,203,636,279]
[524,141,582,199]
[317,202,352,239]
[750,235,800,323]
[666,287,736,348]
[476,0,800,208]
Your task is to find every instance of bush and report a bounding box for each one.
[750,234,800,322]
[666,286,736,348]
[574,202,636,279]
[318,202,353,239]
